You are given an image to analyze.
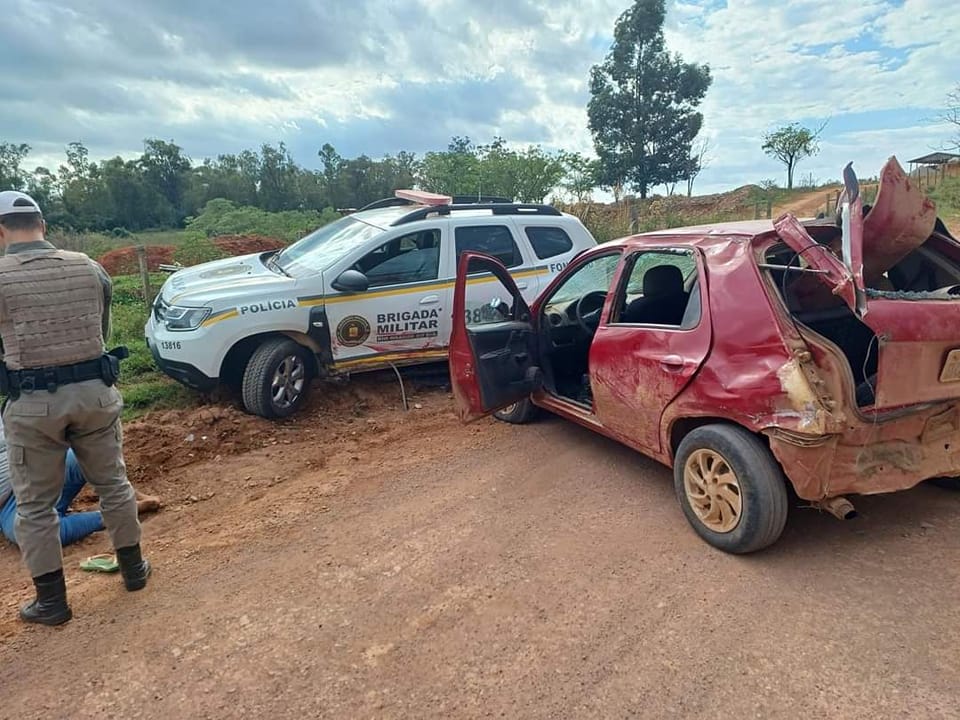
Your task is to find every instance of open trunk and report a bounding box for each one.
[767,157,960,411]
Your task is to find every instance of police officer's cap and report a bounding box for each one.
[0,191,42,218]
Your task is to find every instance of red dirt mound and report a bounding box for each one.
[123,403,283,480]
[98,235,285,276]
[99,245,176,276]
[120,370,428,493]
[211,234,285,256]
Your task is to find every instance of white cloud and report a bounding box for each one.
[2,0,958,196]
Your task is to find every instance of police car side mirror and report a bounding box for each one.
[332,270,369,293]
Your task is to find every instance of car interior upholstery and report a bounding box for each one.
[620,265,687,325]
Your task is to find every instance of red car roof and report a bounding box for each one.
[606,219,786,252]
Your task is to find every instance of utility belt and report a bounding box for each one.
[0,347,129,400]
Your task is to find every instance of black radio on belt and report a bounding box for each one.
[0,346,130,399]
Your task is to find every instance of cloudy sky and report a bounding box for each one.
[2,0,958,195]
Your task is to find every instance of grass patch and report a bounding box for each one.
[132,229,191,246]
[109,273,199,420]
[121,379,195,418]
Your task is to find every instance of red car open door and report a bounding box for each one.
[449,252,540,422]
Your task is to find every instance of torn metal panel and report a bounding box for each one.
[856,298,960,408]
[861,156,937,282]
[773,213,859,312]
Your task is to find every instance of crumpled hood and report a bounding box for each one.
[160,252,298,306]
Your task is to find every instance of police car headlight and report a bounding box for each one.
[164,305,211,331]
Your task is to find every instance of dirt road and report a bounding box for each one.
[2,375,959,719]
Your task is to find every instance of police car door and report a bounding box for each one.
[325,224,451,371]
[510,219,583,285]
[452,219,541,326]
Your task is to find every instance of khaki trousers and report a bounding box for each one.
[2,379,141,577]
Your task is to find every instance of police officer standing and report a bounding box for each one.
[0,190,149,626]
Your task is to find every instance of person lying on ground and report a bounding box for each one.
[0,434,160,549]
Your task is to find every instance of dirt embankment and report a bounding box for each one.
[97,235,284,276]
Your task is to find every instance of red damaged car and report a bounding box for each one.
[449,157,960,553]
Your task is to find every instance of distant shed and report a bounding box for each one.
[907,152,960,189]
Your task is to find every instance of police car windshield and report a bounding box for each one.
[275,216,384,277]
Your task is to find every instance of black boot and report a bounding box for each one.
[20,569,73,626]
[116,544,151,591]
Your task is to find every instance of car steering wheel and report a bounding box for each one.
[574,291,607,336]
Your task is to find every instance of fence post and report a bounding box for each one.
[136,245,152,307]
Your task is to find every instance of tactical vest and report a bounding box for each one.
[0,249,105,370]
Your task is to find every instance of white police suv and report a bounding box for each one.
[145,190,597,418]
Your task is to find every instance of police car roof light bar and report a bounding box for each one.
[359,193,515,212]
[394,189,453,206]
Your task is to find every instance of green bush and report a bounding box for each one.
[105,274,199,418]
[185,198,339,243]
[173,233,228,266]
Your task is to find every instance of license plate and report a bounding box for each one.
[940,349,960,383]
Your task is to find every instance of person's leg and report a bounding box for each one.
[67,384,140,552]
[2,401,72,625]
[0,496,19,545]
[55,450,86,515]
[68,382,148,591]
[59,510,104,546]
[58,448,119,545]
[2,407,69,578]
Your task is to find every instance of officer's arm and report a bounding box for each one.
[93,261,113,341]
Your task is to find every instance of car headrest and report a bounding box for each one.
[643,265,684,297]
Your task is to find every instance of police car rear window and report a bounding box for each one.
[525,226,573,260]
[455,225,522,268]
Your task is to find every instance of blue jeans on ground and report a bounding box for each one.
[1,450,105,548]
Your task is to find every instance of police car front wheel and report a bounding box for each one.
[241,338,314,418]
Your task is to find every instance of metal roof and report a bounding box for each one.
[907,152,960,165]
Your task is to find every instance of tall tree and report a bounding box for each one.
[258,142,299,211]
[0,142,31,190]
[587,0,712,199]
[59,142,113,230]
[139,139,192,220]
[761,123,824,190]
[512,145,566,203]
[419,137,482,197]
[685,136,712,197]
[940,84,960,151]
[100,156,174,230]
[27,167,57,207]
[559,151,599,204]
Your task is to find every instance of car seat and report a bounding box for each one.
[622,265,688,325]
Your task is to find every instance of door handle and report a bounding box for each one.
[420,295,440,305]
[660,355,685,372]
[516,282,528,290]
